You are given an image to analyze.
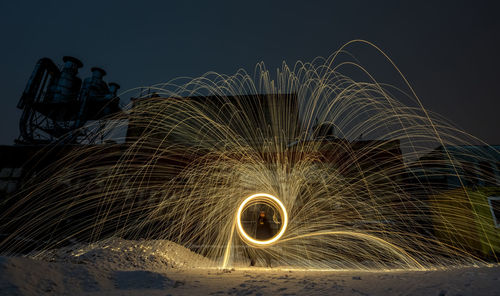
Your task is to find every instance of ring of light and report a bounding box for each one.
[236,193,288,247]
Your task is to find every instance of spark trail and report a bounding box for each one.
[1,40,499,270]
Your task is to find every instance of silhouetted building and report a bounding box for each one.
[126,93,301,146]
[409,145,500,258]
[411,145,500,191]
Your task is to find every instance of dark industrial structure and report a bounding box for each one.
[17,56,121,144]
[0,56,123,196]
[2,56,497,259]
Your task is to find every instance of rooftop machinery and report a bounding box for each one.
[16,56,121,144]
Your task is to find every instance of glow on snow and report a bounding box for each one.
[0,40,498,271]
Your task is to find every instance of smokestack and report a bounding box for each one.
[52,56,83,103]
[108,82,120,97]
[90,67,106,79]
[62,56,83,73]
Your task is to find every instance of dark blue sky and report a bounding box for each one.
[1,1,499,144]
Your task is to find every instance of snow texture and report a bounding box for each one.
[0,238,499,295]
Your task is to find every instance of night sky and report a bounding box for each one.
[0,1,499,145]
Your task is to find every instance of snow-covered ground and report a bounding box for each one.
[0,239,499,295]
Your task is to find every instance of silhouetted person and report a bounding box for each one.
[256,210,272,240]
[249,210,273,267]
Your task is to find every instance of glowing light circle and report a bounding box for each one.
[236,193,288,247]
